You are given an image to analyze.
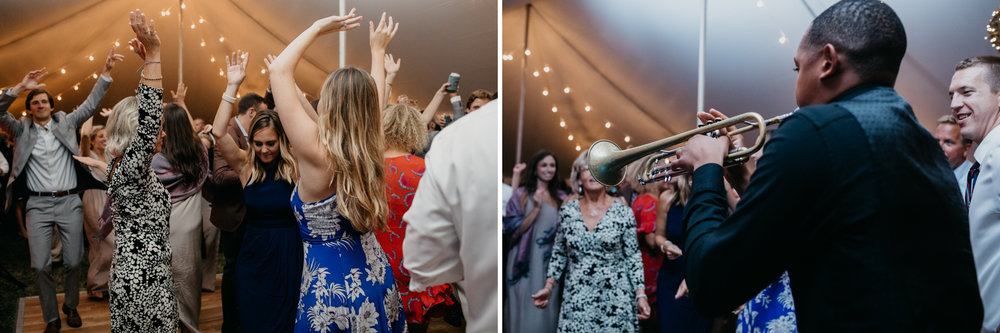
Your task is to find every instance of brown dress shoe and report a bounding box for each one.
[62,304,81,328]
[43,320,60,333]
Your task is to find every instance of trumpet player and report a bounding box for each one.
[671,0,982,331]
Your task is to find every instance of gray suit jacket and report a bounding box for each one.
[0,76,112,211]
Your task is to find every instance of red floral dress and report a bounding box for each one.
[632,193,662,305]
[376,155,455,324]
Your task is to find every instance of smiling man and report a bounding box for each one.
[951,55,1000,333]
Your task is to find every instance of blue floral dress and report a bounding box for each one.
[736,272,797,333]
[291,185,406,332]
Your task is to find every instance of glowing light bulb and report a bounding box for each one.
[219,36,225,42]
[88,56,94,61]
[165,9,171,16]
[543,66,550,72]
[585,105,591,112]
[56,95,62,101]
[21,112,26,116]
[261,69,267,74]
[524,49,531,56]
[191,24,196,29]
[199,17,204,23]
[237,93,241,98]
[542,90,549,96]
[180,3,186,9]
[532,71,539,77]
[605,122,612,128]
[114,41,120,47]
[563,87,570,93]
[559,120,566,127]
[624,136,631,143]
[200,41,206,47]
[60,68,66,74]
[568,135,574,141]
[210,57,215,62]
[92,73,98,79]
[219,70,224,76]
[73,85,79,91]
[575,145,581,151]
[551,106,558,112]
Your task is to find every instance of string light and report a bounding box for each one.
[180,3,186,9]
[542,90,549,96]
[114,41,120,47]
[60,68,66,74]
[129,45,134,51]
[88,56,94,61]
[261,69,267,74]
[21,111,26,117]
[543,66,550,72]
[605,122,612,128]
[524,49,531,56]
[199,17,205,24]
[568,134,574,141]
[585,105,591,112]
[563,87,570,93]
[532,71,539,77]
[73,84,79,91]
[778,31,787,44]
[559,120,566,127]
[988,9,1000,50]
[502,54,514,61]
[92,73,98,79]
[200,41,206,47]
[575,145,581,151]
[219,70,224,76]
[210,57,215,62]
[625,136,631,143]
[165,9,171,16]
[237,93,241,98]
[191,24,196,29]
[551,106,557,112]
[219,36,225,42]
[56,95,62,101]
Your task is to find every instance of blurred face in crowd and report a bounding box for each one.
[93,129,108,152]
[29,93,53,122]
[950,66,1000,144]
[193,118,205,133]
[578,166,603,192]
[933,123,968,169]
[253,126,279,164]
[536,155,556,183]
[466,98,490,114]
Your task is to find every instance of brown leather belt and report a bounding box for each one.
[29,189,80,197]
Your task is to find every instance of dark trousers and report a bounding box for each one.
[220,223,246,333]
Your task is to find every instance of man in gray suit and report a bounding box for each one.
[0,46,121,333]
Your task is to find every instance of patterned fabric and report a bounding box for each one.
[107,83,178,332]
[631,194,661,305]
[376,155,454,324]
[966,162,980,208]
[737,272,797,333]
[546,199,644,332]
[292,185,406,332]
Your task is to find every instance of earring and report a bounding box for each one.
[577,185,583,194]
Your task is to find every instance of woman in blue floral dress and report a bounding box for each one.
[268,8,405,332]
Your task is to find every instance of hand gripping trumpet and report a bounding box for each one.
[587,111,794,186]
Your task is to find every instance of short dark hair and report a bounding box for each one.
[956,56,1000,93]
[237,93,265,115]
[805,0,906,85]
[465,89,493,109]
[25,89,53,111]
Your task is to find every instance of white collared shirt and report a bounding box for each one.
[956,159,974,196]
[25,120,76,192]
[969,125,1000,333]
[402,102,498,333]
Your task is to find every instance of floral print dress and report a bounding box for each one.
[292,185,407,332]
[107,84,178,332]
[546,198,644,332]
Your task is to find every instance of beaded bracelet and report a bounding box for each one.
[221,94,237,104]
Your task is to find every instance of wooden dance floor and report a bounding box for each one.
[17,274,463,332]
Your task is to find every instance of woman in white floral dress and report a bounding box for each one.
[268,8,405,333]
[533,150,651,332]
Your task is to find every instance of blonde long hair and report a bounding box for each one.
[104,96,139,158]
[382,103,426,153]
[245,110,298,185]
[316,67,388,233]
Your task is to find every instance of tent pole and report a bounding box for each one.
[515,4,532,165]
[697,0,706,118]
[339,0,346,68]
[178,0,184,84]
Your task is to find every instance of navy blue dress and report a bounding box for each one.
[236,171,304,332]
[656,203,712,333]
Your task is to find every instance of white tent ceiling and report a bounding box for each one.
[502,0,998,178]
[0,0,497,127]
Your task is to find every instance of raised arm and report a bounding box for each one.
[67,45,120,127]
[264,53,317,122]
[268,9,361,172]
[212,50,250,181]
[383,53,401,107]
[116,10,164,178]
[170,82,195,129]
[369,12,398,112]
[0,69,47,137]
[422,83,450,126]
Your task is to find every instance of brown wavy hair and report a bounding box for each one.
[316,67,388,233]
[244,110,298,185]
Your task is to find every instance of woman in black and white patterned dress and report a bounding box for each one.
[532,150,651,332]
[77,10,178,332]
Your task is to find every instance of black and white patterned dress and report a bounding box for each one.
[546,199,644,332]
[107,83,178,332]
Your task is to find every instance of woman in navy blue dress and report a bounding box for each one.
[212,50,302,332]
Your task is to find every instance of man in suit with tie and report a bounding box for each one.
[951,55,1000,333]
[673,0,983,331]
[0,46,121,333]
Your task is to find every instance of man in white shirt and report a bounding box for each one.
[951,55,1000,333]
[403,101,498,333]
[934,115,974,194]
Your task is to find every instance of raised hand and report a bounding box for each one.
[226,50,249,87]
[263,54,277,68]
[312,8,363,36]
[384,54,401,77]
[171,82,188,104]
[102,44,125,76]
[512,162,526,176]
[100,107,113,118]
[129,10,160,51]
[18,68,48,91]
[369,12,398,52]
[128,38,146,61]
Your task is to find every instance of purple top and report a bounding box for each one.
[152,150,209,203]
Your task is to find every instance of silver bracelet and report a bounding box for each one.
[636,294,648,299]
[221,94,236,104]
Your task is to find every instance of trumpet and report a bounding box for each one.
[588,111,793,186]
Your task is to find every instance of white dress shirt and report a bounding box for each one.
[970,126,1000,333]
[956,159,974,197]
[402,101,497,333]
[25,120,76,192]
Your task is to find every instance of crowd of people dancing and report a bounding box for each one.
[1,7,497,333]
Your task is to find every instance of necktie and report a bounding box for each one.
[966,162,981,209]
